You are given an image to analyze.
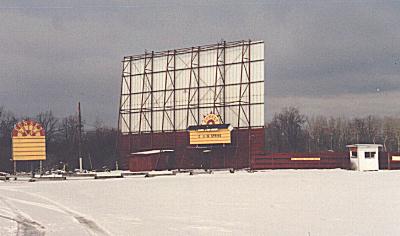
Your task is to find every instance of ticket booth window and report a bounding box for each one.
[365,152,376,159]
[351,152,357,158]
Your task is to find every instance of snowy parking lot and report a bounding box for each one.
[1,169,400,236]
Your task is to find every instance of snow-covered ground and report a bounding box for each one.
[1,169,400,236]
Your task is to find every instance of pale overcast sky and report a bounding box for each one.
[0,0,399,127]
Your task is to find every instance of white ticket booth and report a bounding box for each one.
[346,144,382,171]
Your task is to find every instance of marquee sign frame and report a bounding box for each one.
[12,120,46,161]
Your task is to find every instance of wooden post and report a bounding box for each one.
[31,161,34,178]
[88,153,93,170]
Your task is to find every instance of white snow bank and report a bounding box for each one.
[94,171,123,179]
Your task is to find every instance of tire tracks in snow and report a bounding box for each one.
[1,188,110,236]
[0,196,45,236]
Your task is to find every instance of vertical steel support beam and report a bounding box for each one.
[234,41,247,169]
[197,46,201,125]
[150,51,154,147]
[212,42,225,120]
[248,40,252,129]
[213,45,220,115]
[237,41,245,129]
[162,51,169,132]
[223,41,226,123]
[186,47,200,127]
[139,52,153,133]
[151,51,154,133]
[173,50,176,131]
[128,58,133,152]
[186,47,194,127]
[248,40,252,169]
[161,51,175,132]
[138,54,146,134]
[238,41,250,128]
[117,58,126,156]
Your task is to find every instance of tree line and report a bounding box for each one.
[265,107,400,153]
[2,106,400,172]
[0,107,118,173]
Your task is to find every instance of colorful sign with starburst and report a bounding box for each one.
[12,120,46,161]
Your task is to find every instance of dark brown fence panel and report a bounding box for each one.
[252,152,349,170]
[378,151,389,169]
[388,152,400,169]
[380,152,400,170]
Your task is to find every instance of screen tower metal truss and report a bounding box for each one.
[119,40,264,136]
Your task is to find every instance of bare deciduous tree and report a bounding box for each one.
[266,107,306,152]
[36,111,59,142]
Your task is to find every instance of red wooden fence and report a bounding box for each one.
[379,152,400,170]
[251,152,350,170]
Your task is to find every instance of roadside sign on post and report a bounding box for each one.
[12,120,46,161]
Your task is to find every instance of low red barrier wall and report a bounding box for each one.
[251,152,350,170]
[379,152,400,170]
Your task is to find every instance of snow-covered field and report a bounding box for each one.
[1,169,400,236]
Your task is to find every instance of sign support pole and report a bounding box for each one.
[31,161,34,178]
[78,102,83,172]
[79,157,83,172]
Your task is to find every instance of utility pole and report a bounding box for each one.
[78,102,83,172]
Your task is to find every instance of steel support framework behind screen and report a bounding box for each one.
[119,40,264,134]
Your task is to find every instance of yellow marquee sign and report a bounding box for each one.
[12,120,46,161]
[188,113,232,145]
[189,128,231,145]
